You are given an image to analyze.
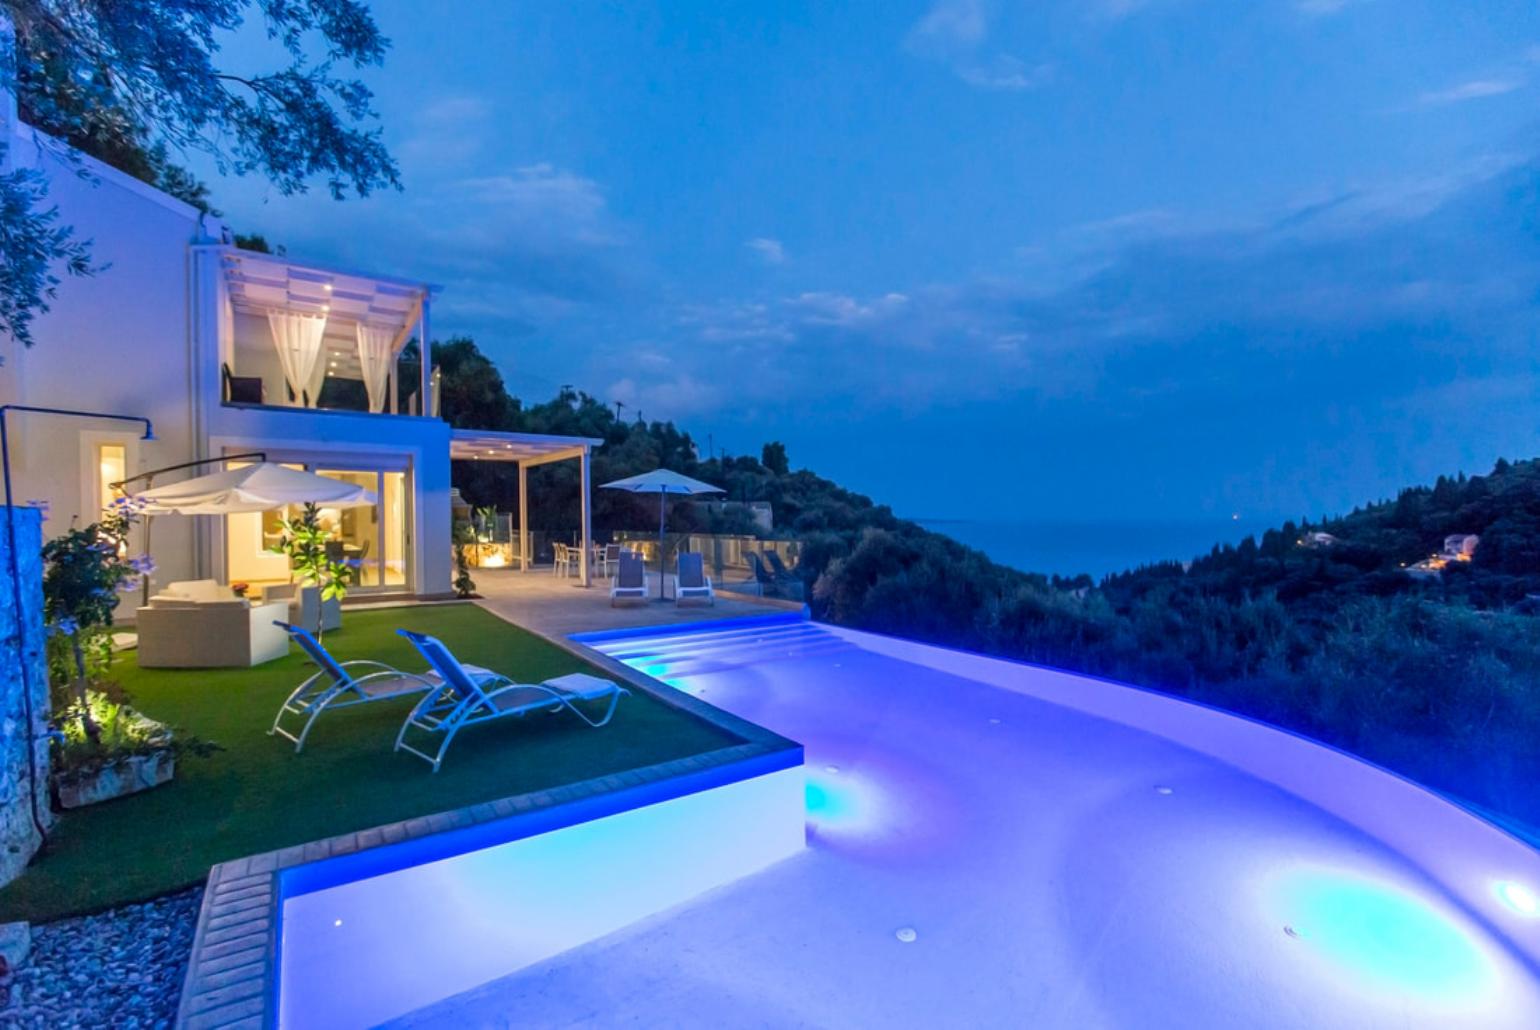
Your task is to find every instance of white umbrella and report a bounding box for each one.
[601,469,724,598]
[132,462,376,514]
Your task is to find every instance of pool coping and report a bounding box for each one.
[174,615,806,1030]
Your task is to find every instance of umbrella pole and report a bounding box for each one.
[657,490,666,600]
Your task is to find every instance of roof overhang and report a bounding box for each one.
[450,429,604,467]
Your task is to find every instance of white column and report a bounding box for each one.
[388,361,397,414]
[518,461,529,572]
[417,300,432,417]
[579,447,592,587]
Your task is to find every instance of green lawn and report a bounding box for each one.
[0,604,734,922]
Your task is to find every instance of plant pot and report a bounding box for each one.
[54,749,175,809]
[279,584,342,634]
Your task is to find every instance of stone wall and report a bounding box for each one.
[0,505,52,886]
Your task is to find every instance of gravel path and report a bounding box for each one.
[0,887,202,1029]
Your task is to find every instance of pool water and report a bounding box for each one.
[393,615,1540,1029]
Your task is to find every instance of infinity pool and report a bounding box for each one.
[396,614,1540,1029]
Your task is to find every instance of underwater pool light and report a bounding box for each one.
[1154,785,1174,795]
[1496,881,1539,917]
[894,926,918,943]
[1275,868,1491,1001]
[824,764,840,774]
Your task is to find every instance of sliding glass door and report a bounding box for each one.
[225,458,411,594]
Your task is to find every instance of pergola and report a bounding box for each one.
[449,429,605,585]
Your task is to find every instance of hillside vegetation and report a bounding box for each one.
[436,338,1540,831]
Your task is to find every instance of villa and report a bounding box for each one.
[0,101,604,605]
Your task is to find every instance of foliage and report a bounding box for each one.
[50,691,220,786]
[270,502,351,610]
[452,517,477,598]
[761,441,789,476]
[0,144,93,349]
[0,0,399,349]
[232,231,283,255]
[40,496,149,740]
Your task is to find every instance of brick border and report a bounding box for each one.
[176,617,804,1029]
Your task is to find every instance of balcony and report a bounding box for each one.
[217,247,440,417]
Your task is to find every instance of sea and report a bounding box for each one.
[915,517,1280,580]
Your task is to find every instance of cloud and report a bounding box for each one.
[397,95,494,169]
[745,237,787,264]
[1294,0,1361,14]
[904,0,988,56]
[597,152,1540,434]
[1418,78,1524,106]
[957,56,1055,92]
[904,0,1051,92]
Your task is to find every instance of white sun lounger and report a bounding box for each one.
[394,629,628,771]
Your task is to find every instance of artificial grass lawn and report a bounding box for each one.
[0,604,736,922]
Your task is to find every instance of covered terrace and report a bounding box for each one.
[450,429,605,584]
[217,247,441,416]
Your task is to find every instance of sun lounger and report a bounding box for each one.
[394,629,628,771]
[674,551,715,606]
[611,550,648,605]
[269,621,491,752]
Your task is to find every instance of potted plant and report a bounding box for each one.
[452,517,478,598]
[49,691,218,808]
[270,503,351,637]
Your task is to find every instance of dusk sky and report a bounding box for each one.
[202,1,1540,525]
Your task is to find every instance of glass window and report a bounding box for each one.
[97,443,126,515]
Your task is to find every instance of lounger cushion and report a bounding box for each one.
[544,672,621,700]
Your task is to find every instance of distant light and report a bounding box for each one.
[333,919,343,927]
[894,926,917,943]
[1496,881,1539,917]
[987,717,1002,725]
[1154,785,1174,795]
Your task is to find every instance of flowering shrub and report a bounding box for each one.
[41,496,150,742]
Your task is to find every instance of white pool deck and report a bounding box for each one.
[382,618,1540,1029]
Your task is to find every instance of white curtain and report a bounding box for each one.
[267,311,329,407]
[356,324,396,414]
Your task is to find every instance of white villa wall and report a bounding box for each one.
[0,127,206,598]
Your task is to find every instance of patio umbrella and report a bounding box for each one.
[600,469,724,598]
[131,462,376,515]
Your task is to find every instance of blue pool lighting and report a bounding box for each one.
[1277,869,1492,1001]
[1496,881,1539,917]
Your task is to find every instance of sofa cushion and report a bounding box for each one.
[163,579,232,602]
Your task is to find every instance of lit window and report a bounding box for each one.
[98,443,127,515]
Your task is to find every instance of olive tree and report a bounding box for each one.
[0,0,400,348]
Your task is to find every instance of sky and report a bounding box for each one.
[200,0,1540,525]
